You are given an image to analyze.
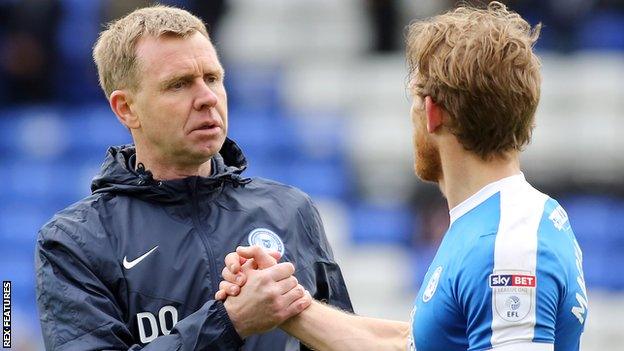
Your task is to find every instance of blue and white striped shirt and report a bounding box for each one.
[410,174,588,350]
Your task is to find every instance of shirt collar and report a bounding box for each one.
[449,173,526,225]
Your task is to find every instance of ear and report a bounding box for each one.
[424,96,443,133]
[109,90,141,129]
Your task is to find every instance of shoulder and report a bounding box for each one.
[539,197,572,235]
[452,186,558,290]
[40,193,109,239]
[534,197,580,288]
[36,193,125,283]
[243,177,335,259]
[498,183,574,240]
[498,182,550,225]
[514,190,579,272]
[245,177,326,233]
[37,193,119,265]
[242,177,317,212]
[491,183,550,269]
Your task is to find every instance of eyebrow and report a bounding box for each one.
[160,73,193,89]
[160,68,225,89]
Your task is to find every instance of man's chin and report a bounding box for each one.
[196,147,221,160]
[194,137,225,156]
[414,165,439,183]
[180,145,220,166]
[413,155,442,183]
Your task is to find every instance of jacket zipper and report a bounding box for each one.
[188,178,220,294]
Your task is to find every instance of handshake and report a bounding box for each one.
[215,246,409,350]
[215,246,313,338]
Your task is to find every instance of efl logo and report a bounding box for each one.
[489,274,536,288]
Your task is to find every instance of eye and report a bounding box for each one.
[205,75,218,84]
[170,80,188,90]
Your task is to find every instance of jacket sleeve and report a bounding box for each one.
[300,198,354,313]
[35,223,243,351]
[295,198,354,351]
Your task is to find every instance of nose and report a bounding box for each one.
[193,80,219,111]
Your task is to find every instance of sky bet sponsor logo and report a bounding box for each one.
[489,274,536,288]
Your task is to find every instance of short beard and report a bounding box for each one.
[414,128,442,183]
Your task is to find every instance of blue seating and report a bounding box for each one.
[578,12,624,50]
[55,0,102,103]
[245,157,351,200]
[0,204,48,259]
[0,105,125,163]
[0,106,66,158]
[350,202,415,245]
[63,105,132,156]
[283,159,351,200]
[560,195,624,289]
[225,64,284,112]
[604,245,624,289]
[564,196,614,243]
[229,109,348,168]
[1,160,84,201]
[228,109,288,161]
[0,111,21,154]
[291,113,347,162]
[0,252,37,309]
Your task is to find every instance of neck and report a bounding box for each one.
[134,144,212,180]
[437,147,521,210]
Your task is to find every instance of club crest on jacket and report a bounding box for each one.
[248,228,285,255]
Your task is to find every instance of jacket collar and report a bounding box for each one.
[91,138,250,203]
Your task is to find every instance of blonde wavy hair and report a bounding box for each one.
[406,1,542,159]
[93,5,209,99]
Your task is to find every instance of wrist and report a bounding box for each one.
[223,298,249,339]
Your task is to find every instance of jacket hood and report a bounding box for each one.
[91,138,250,203]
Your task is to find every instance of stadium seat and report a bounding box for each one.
[578,12,624,50]
[225,64,284,112]
[0,106,67,160]
[0,204,48,251]
[349,202,415,245]
[0,252,37,309]
[560,195,624,290]
[283,159,351,200]
[562,195,614,244]
[2,158,95,204]
[63,105,132,156]
[292,112,347,162]
[0,110,21,154]
[55,0,102,103]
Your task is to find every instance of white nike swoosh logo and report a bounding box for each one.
[123,245,159,269]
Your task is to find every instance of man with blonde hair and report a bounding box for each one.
[218,2,588,350]
[35,5,353,350]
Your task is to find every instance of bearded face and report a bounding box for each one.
[411,97,442,183]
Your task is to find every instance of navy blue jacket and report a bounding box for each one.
[35,138,353,350]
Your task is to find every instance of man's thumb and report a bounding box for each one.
[236,245,280,269]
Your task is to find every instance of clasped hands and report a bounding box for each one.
[216,246,313,338]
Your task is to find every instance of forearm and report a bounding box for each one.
[281,300,409,351]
